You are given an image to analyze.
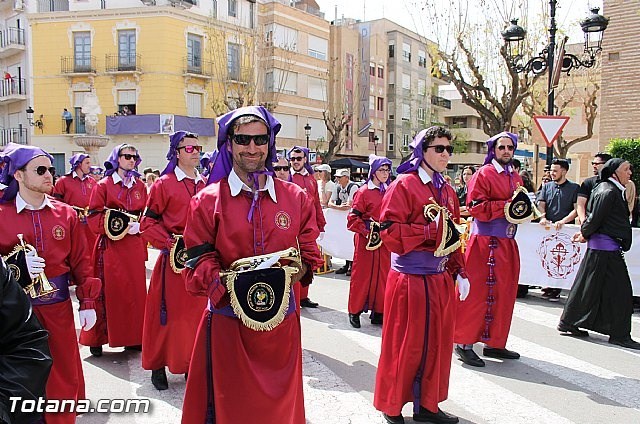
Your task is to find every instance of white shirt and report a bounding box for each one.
[608,177,626,200]
[72,171,89,181]
[16,193,56,213]
[175,165,204,184]
[418,166,433,185]
[111,171,135,189]
[290,167,309,177]
[228,169,277,202]
[492,159,506,174]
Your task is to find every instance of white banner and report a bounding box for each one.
[317,208,354,261]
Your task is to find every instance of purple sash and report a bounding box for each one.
[587,233,621,251]
[472,218,518,239]
[208,287,297,318]
[31,273,70,306]
[391,251,449,275]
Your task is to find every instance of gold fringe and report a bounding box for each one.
[104,209,129,241]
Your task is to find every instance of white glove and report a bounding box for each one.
[25,249,46,279]
[317,232,325,242]
[127,222,141,235]
[255,254,280,270]
[79,309,97,331]
[433,211,440,230]
[457,276,470,301]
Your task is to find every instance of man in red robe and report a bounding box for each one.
[347,154,392,328]
[374,128,469,424]
[140,131,207,390]
[52,153,97,262]
[0,143,100,424]
[80,143,148,357]
[181,106,323,424]
[454,132,524,368]
[287,145,325,308]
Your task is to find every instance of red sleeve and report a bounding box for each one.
[466,169,508,221]
[307,177,326,232]
[87,181,107,235]
[141,179,171,249]
[52,177,66,201]
[298,191,323,270]
[67,211,101,309]
[347,187,369,237]
[379,178,437,255]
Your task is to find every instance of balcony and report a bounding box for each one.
[105,53,142,73]
[431,95,451,109]
[0,78,27,104]
[1,127,27,147]
[37,0,69,12]
[0,27,25,58]
[106,114,215,136]
[61,56,97,75]
[183,57,213,78]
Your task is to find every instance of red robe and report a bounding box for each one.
[140,172,207,373]
[181,177,323,424]
[80,175,148,348]
[290,172,324,302]
[53,173,98,268]
[0,197,101,424]
[373,172,466,416]
[454,163,523,348]
[347,183,390,315]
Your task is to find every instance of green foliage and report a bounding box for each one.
[451,129,470,154]
[607,138,640,188]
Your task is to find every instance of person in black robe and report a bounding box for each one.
[558,158,640,350]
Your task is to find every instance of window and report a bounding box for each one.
[227,42,240,80]
[402,134,410,150]
[228,0,237,17]
[402,42,411,62]
[212,0,217,18]
[369,63,376,76]
[402,103,410,121]
[402,73,410,90]
[377,66,384,79]
[187,34,202,73]
[266,69,297,94]
[118,30,136,71]
[266,24,298,50]
[117,90,136,115]
[388,40,395,58]
[377,97,384,112]
[187,92,202,117]
[417,107,426,122]
[249,2,255,29]
[307,76,326,101]
[388,102,395,120]
[308,35,327,60]
[273,113,297,138]
[417,79,426,96]
[388,133,394,151]
[418,50,427,68]
[73,32,91,72]
[73,91,87,133]
[369,95,375,111]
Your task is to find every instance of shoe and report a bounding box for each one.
[89,346,103,357]
[382,413,405,424]
[547,289,561,302]
[413,406,459,424]
[151,368,169,390]
[516,284,529,299]
[455,345,485,367]
[124,345,142,351]
[345,270,351,276]
[370,312,383,325]
[557,321,589,337]
[184,372,188,380]
[349,313,361,328]
[483,347,520,359]
[541,288,552,298]
[300,298,319,308]
[335,266,349,275]
[608,337,640,350]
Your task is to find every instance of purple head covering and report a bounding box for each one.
[287,145,315,175]
[68,153,90,174]
[103,143,142,179]
[207,106,281,184]
[483,131,518,167]
[396,127,450,192]
[200,150,218,177]
[0,143,54,201]
[89,165,104,174]
[161,131,200,176]
[366,154,392,193]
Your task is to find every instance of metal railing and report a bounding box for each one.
[61,56,96,74]
[105,53,141,72]
[0,78,26,97]
[0,28,25,48]
[184,57,213,75]
[431,95,452,109]
[1,127,28,146]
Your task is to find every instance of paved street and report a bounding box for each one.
[74,251,640,424]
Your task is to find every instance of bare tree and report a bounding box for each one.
[321,56,353,163]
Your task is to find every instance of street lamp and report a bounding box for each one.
[373,134,380,155]
[502,4,608,167]
[304,122,311,149]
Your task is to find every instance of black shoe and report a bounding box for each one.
[382,413,405,424]
[483,347,520,359]
[455,345,485,367]
[557,321,589,337]
[184,372,188,380]
[516,284,529,298]
[335,266,349,275]
[370,312,383,325]
[345,270,351,276]
[124,345,142,352]
[608,337,640,350]
[349,313,361,328]
[300,298,319,308]
[413,406,459,424]
[89,346,103,357]
[151,368,168,390]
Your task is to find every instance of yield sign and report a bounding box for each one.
[533,115,570,148]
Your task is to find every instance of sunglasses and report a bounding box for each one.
[233,134,270,146]
[119,153,140,161]
[34,166,56,176]
[177,145,203,153]
[90,170,103,175]
[591,161,606,166]
[289,156,305,162]
[426,145,454,154]
[273,166,290,172]
[497,145,515,151]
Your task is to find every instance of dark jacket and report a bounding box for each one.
[583,180,633,251]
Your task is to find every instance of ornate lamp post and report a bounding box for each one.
[373,134,380,155]
[304,122,311,149]
[502,4,608,167]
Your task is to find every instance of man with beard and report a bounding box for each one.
[374,127,469,424]
[181,106,323,424]
[273,153,290,181]
[576,153,611,224]
[454,132,524,368]
[0,144,100,424]
[558,159,640,349]
[287,146,325,308]
[81,144,148,357]
[140,132,207,390]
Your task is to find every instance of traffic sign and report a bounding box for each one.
[533,115,570,148]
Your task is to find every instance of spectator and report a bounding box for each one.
[328,168,358,275]
[456,165,476,217]
[272,153,290,181]
[576,153,611,224]
[512,158,521,173]
[314,164,335,208]
[62,108,73,134]
[145,172,159,193]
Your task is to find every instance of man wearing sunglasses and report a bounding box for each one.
[272,153,291,181]
[454,132,524,368]
[181,106,323,424]
[81,144,148,357]
[576,152,611,224]
[287,146,325,308]
[140,131,207,391]
[0,143,101,424]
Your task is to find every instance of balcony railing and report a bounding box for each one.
[61,56,97,74]
[1,127,28,146]
[431,95,452,109]
[0,28,25,48]
[37,0,69,12]
[0,78,26,97]
[183,57,213,76]
[106,53,142,72]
